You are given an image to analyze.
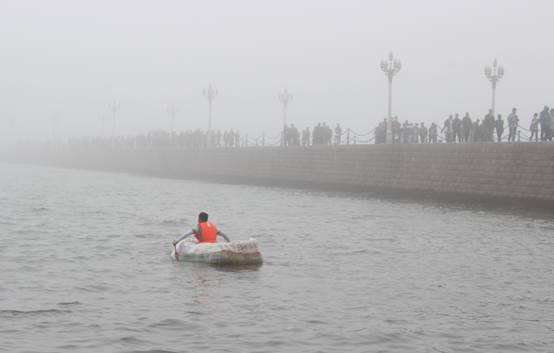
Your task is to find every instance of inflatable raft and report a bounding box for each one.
[172,238,263,266]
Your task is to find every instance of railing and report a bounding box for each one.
[35,123,554,152]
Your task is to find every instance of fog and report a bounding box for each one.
[1,0,553,141]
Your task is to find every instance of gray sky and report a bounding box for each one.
[1,0,553,140]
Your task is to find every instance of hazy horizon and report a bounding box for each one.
[2,0,554,141]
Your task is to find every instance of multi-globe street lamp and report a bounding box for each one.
[278,89,293,146]
[484,58,504,117]
[380,52,402,143]
[203,84,218,132]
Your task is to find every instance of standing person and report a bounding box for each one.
[507,108,519,142]
[301,127,310,146]
[322,123,332,145]
[495,114,504,142]
[402,120,410,143]
[312,123,321,145]
[529,113,539,142]
[428,123,438,143]
[413,123,420,143]
[472,119,481,142]
[334,124,342,145]
[539,106,550,141]
[290,124,300,146]
[484,109,495,141]
[375,119,386,143]
[419,122,428,143]
[392,117,401,143]
[441,115,453,143]
[462,113,472,142]
[452,113,462,143]
[539,105,552,141]
[550,108,554,141]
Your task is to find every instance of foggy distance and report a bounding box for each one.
[2,0,554,141]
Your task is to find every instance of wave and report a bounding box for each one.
[148,318,188,328]
[0,308,70,317]
[123,350,178,353]
[57,301,81,306]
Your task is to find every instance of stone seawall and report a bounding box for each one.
[8,143,554,206]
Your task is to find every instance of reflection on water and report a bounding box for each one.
[0,163,553,353]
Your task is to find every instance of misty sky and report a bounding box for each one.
[1,0,553,140]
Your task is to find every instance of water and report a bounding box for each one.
[1,163,553,353]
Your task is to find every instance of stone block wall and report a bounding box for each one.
[10,142,554,205]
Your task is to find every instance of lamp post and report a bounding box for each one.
[484,58,504,117]
[278,89,293,146]
[203,84,218,132]
[380,52,402,143]
[108,100,119,147]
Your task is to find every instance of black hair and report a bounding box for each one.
[198,212,209,222]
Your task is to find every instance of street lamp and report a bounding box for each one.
[380,52,402,143]
[278,89,293,146]
[203,84,218,131]
[484,58,504,117]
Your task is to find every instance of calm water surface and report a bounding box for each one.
[0,163,553,353]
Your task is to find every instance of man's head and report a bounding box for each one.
[512,107,517,113]
[198,212,209,223]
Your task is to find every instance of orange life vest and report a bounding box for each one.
[195,222,218,243]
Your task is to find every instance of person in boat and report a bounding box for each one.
[172,212,230,249]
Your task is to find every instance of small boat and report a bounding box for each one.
[172,238,263,266]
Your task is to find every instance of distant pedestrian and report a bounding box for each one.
[429,123,438,143]
[549,108,554,141]
[462,113,472,143]
[484,109,495,142]
[495,114,504,142]
[419,122,428,143]
[334,124,342,145]
[472,119,481,142]
[392,117,401,143]
[529,113,539,142]
[453,113,462,143]
[540,107,552,141]
[507,108,519,142]
[441,115,453,143]
[302,128,310,146]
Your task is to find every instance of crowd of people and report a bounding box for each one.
[374,106,554,144]
[58,105,554,150]
[66,129,246,150]
[283,123,347,146]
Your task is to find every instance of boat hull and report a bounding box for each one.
[172,238,263,266]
